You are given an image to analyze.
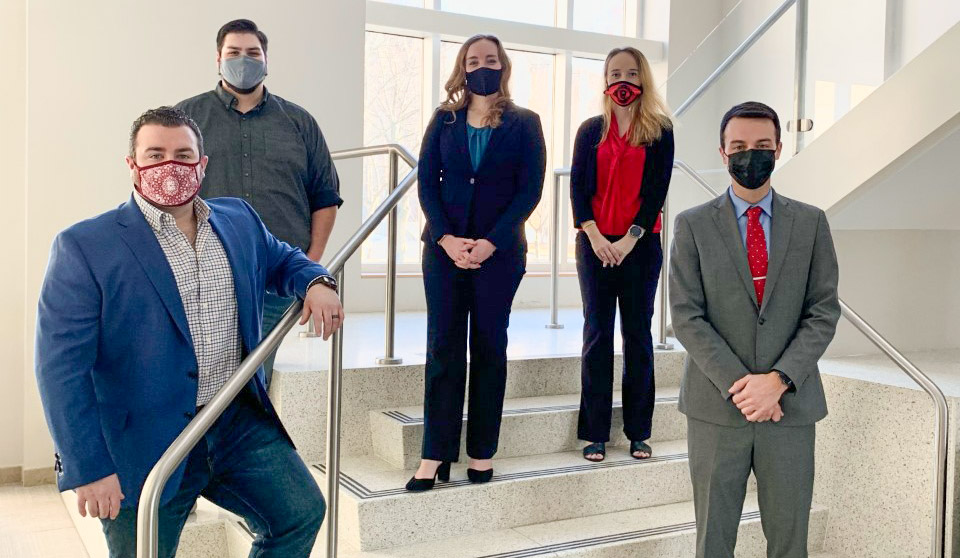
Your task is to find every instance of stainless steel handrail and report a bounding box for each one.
[301,144,417,366]
[673,159,949,558]
[136,149,419,558]
[673,0,797,119]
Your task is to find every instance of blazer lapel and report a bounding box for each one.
[710,195,759,308]
[115,196,193,345]
[759,192,795,314]
[207,206,257,352]
[451,108,472,172]
[477,106,519,169]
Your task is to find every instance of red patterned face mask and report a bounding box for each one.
[604,81,643,107]
[134,160,202,207]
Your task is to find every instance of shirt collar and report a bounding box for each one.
[133,191,211,233]
[214,82,270,112]
[728,186,774,219]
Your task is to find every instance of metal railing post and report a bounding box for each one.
[325,268,346,558]
[654,194,673,350]
[378,151,403,364]
[547,171,566,329]
[792,0,811,155]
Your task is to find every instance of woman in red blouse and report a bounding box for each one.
[569,47,674,462]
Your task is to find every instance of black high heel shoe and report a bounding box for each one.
[405,461,451,492]
[466,467,494,484]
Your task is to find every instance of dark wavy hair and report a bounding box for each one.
[129,106,204,158]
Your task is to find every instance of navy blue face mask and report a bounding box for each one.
[465,67,502,96]
[727,149,776,190]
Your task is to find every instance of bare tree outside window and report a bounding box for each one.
[363,32,425,266]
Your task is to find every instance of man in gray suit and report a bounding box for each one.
[669,101,840,558]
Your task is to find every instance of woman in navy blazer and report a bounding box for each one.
[407,34,546,491]
[570,47,673,463]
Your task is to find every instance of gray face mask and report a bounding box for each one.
[220,56,267,93]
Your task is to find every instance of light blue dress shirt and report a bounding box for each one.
[728,187,773,258]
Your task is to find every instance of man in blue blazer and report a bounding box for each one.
[35,106,343,557]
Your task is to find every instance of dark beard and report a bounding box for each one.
[223,79,264,96]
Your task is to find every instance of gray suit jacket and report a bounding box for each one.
[669,190,840,427]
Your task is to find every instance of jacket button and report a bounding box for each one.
[187,370,198,379]
[758,318,766,325]
[184,411,195,419]
[470,178,476,185]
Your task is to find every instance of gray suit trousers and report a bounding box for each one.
[687,417,815,558]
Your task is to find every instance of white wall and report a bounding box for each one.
[13,0,366,476]
[886,0,960,77]
[827,230,960,356]
[830,122,960,231]
[0,0,27,471]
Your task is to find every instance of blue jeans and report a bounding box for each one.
[100,391,325,558]
[261,293,297,390]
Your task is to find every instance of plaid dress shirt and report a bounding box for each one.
[134,193,241,406]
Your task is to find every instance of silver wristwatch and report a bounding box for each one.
[307,274,339,295]
[628,225,646,239]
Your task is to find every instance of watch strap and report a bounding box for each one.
[307,274,338,295]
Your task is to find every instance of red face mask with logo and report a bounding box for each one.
[134,160,202,207]
[604,81,643,107]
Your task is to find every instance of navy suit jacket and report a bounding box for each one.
[35,195,328,508]
[418,104,546,254]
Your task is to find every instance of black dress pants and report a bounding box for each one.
[421,243,525,461]
[575,231,662,443]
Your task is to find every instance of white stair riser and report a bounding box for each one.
[273,351,686,464]
[347,458,695,550]
[371,399,686,469]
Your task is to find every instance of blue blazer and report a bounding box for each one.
[418,104,546,254]
[35,195,328,508]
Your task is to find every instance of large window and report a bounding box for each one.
[362,32,424,266]
[377,0,634,35]
[572,0,625,35]
[441,0,556,26]
[363,1,649,272]
[566,57,605,262]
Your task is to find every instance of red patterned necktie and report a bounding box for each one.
[746,206,768,307]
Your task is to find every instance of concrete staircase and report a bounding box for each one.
[153,347,839,558]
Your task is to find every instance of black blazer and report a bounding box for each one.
[418,104,547,255]
[569,116,674,231]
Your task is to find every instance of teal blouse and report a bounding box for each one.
[467,124,493,171]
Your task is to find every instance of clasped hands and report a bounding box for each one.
[584,223,636,268]
[440,236,496,269]
[728,372,789,423]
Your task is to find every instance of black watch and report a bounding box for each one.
[628,225,645,239]
[776,371,795,392]
[307,274,338,295]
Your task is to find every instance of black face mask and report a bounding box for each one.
[465,67,502,96]
[727,149,776,190]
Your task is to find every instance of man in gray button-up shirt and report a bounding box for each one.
[177,19,342,388]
